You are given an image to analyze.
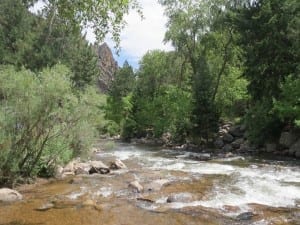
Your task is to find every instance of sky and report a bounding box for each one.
[85,0,173,69]
[31,0,172,69]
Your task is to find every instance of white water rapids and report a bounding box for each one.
[99,143,300,215]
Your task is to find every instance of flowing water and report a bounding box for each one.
[0,141,299,225]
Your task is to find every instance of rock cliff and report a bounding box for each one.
[95,43,118,93]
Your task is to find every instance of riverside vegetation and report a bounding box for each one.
[0,0,299,188]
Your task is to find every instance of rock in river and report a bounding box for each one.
[0,188,23,202]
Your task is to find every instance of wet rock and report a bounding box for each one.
[232,138,244,149]
[36,203,54,211]
[69,177,83,184]
[236,212,255,221]
[0,188,23,202]
[145,179,170,192]
[229,126,244,138]
[55,166,64,178]
[167,192,194,203]
[63,161,75,173]
[214,137,224,149]
[129,181,144,193]
[266,143,277,153]
[279,132,297,148]
[189,153,211,161]
[110,159,127,170]
[218,128,228,136]
[290,140,300,158]
[223,133,234,143]
[89,161,110,174]
[223,144,233,152]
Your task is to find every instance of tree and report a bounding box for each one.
[27,0,142,48]
[230,0,300,144]
[160,0,224,140]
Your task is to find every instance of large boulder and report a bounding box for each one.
[0,188,23,202]
[232,138,244,149]
[279,132,297,148]
[266,143,277,153]
[229,125,244,138]
[214,137,224,148]
[290,139,300,158]
[223,144,233,152]
[74,162,91,175]
[223,133,234,143]
[89,161,110,174]
[110,159,127,170]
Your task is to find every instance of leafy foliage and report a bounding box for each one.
[0,65,105,185]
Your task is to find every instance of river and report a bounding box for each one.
[0,141,299,225]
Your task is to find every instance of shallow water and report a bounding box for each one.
[0,141,299,225]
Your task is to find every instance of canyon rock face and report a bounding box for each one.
[95,43,118,93]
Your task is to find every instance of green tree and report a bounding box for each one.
[230,0,300,143]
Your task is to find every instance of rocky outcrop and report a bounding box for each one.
[95,43,118,93]
[0,188,23,202]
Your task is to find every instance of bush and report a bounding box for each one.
[0,65,103,185]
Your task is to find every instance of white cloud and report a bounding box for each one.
[104,0,173,66]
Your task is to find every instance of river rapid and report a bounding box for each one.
[0,141,299,225]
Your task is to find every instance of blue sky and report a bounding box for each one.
[31,0,173,69]
[85,0,173,69]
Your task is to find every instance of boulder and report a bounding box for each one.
[74,162,91,175]
[110,159,127,170]
[232,138,244,149]
[289,139,300,158]
[229,126,244,138]
[218,128,228,136]
[214,137,224,148]
[266,143,277,153]
[223,133,234,143]
[279,132,297,148]
[0,188,23,202]
[89,161,110,174]
[167,192,194,203]
[129,181,144,193]
[223,144,233,152]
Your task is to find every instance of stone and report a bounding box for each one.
[55,166,64,178]
[89,161,110,174]
[232,138,244,149]
[0,188,23,202]
[145,179,170,192]
[74,162,91,175]
[167,193,194,203]
[266,143,277,153]
[279,132,297,148]
[95,43,118,93]
[229,126,244,137]
[236,212,255,221]
[36,203,54,211]
[218,128,228,136]
[223,133,234,143]
[214,137,224,148]
[223,144,233,152]
[289,139,300,158]
[110,159,127,170]
[129,181,144,193]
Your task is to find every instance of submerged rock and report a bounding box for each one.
[167,192,194,203]
[129,180,144,193]
[0,188,23,202]
[236,212,255,221]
